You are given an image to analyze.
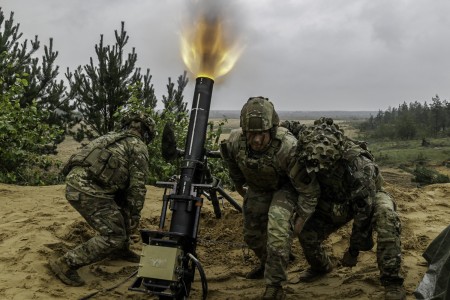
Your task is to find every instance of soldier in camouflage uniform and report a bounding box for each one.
[49,112,155,287]
[286,117,406,300]
[220,97,297,300]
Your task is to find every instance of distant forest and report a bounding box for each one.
[358,95,450,139]
[210,95,450,141]
[209,110,376,120]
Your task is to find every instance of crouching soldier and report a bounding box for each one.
[286,118,406,300]
[49,112,155,286]
[220,97,298,300]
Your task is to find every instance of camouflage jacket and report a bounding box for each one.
[65,131,149,217]
[220,127,297,193]
[290,145,382,251]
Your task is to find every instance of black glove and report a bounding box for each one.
[294,216,306,235]
[235,185,247,198]
[341,248,359,267]
[130,215,140,231]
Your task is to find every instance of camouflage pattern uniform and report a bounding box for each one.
[220,98,298,288]
[62,130,149,268]
[288,118,404,286]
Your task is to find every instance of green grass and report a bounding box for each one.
[367,138,450,167]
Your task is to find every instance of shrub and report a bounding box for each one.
[0,74,64,185]
[412,165,450,186]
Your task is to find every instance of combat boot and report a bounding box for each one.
[49,257,85,287]
[384,284,406,300]
[298,263,333,283]
[246,264,265,279]
[110,247,141,263]
[262,285,286,300]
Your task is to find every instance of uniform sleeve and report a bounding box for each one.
[276,129,298,172]
[348,156,377,251]
[220,129,246,189]
[282,128,320,220]
[289,160,320,220]
[126,139,149,217]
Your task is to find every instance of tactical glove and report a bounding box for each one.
[130,215,140,231]
[294,216,306,235]
[235,185,247,198]
[341,248,359,267]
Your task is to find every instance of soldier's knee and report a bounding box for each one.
[375,208,401,242]
[374,192,395,212]
[374,193,400,227]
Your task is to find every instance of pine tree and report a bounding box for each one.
[162,71,189,122]
[0,10,39,91]
[66,21,157,141]
[0,8,69,145]
[0,53,64,184]
[430,95,444,136]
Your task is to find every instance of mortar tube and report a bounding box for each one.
[169,77,214,238]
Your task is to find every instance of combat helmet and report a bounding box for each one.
[240,96,280,133]
[296,117,344,173]
[121,111,156,144]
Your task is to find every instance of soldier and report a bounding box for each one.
[220,97,297,300]
[49,111,155,287]
[286,118,406,300]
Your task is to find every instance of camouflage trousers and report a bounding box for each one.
[299,191,403,285]
[243,183,297,285]
[63,185,130,268]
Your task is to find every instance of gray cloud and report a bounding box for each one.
[2,0,450,112]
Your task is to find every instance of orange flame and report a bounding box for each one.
[180,15,244,80]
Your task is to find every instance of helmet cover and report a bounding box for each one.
[121,111,156,143]
[296,117,344,172]
[240,97,280,132]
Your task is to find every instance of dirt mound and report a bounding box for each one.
[0,169,449,299]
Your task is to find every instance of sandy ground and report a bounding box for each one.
[0,137,449,299]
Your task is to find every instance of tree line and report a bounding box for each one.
[358,95,450,140]
[0,7,223,185]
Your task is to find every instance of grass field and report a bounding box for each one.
[368,138,450,170]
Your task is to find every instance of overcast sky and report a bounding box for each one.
[3,0,450,111]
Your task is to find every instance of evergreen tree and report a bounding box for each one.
[396,114,416,139]
[148,72,189,183]
[359,96,450,140]
[0,9,39,91]
[0,54,63,185]
[0,8,71,136]
[430,95,444,137]
[66,21,157,141]
[162,71,189,122]
[445,100,450,132]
